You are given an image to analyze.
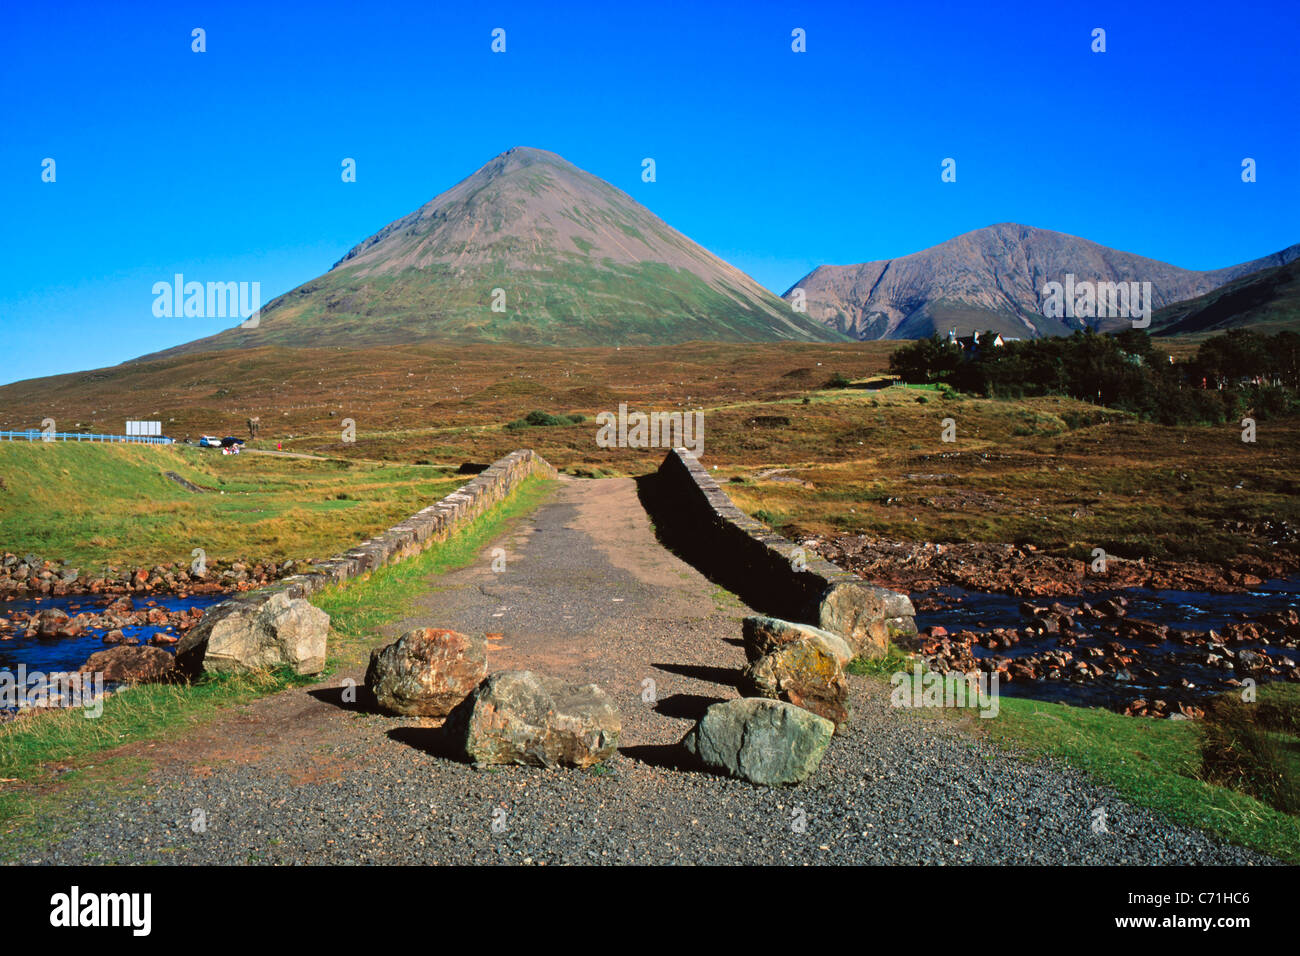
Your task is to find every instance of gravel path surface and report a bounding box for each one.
[25,478,1275,865]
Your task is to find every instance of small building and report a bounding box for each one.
[946,329,1006,355]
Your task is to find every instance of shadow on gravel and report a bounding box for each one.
[654,692,725,721]
[308,684,377,713]
[653,661,744,689]
[386,725,467,762]
[620,742,704,772]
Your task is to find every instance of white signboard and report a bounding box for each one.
[125,420,162,437]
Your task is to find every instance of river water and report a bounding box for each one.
[0,592,227,676]
[913,575,1300,709]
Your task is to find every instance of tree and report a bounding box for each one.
[889,335,961,383]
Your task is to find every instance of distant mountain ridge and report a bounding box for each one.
[145,147,843,358]
[1151,257,1300,336]
[784,224,1300,340]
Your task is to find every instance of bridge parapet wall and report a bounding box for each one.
[650,448,915,657]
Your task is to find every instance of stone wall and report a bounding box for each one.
[179,449,556,672]
[645,448,915,655]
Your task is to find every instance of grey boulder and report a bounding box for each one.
[682,697,833,786]
[176,591,329,676]
[455,670,620,769]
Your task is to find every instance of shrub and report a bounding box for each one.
[505,410,586,430]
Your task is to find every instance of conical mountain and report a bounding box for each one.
[784,223,1300,340]
[156,147,842,354]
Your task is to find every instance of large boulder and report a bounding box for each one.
[79,645,176,684]
[814,582,914,659]
[743,615,854,667]
[365,628,487,716]
[743,638,851,730]
[176,591,329,676]
[454,670,620,769]
[682,698,833,786]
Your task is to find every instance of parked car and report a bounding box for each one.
[198,435,223,448]
[220,436,245,448]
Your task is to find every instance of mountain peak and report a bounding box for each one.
[785,226,1300,340]
[151,148,843,355]
[482,145,578,176]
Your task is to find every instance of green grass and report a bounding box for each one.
[0,442,462,566]
[982,685,1300,863]
[224,256,844,350]
[1199,689,1300,814]
[845,643,917,679]
[0,474,557,858]
[0,667,316,859]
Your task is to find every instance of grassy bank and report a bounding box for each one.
[985,688,1300,863]
[0,474,557,859]
[0,442,463,566]
[864,659,1300,862]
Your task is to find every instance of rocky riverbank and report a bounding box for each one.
[0,552,300,600]
[801,533,1299,598]
[0,552,304,705]
[800,533,1300,718]
[908,593,1300,718]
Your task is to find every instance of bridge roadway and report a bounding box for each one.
[24,477,1271,865]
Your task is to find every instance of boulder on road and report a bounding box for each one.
[454,670,620,769]
[742,615,854,667]
[743,638,851,730]
[814,582,914,659]
[365,628,487,716]
[79,645,176,684]
[176,591,329,677]
[682,697,833,786]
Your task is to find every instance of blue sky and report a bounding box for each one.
[1,0,1295,385]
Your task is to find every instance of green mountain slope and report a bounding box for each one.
[145,147,843,355]
[1152,258,1300,336]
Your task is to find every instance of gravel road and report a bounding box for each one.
[23,478,1275,865]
